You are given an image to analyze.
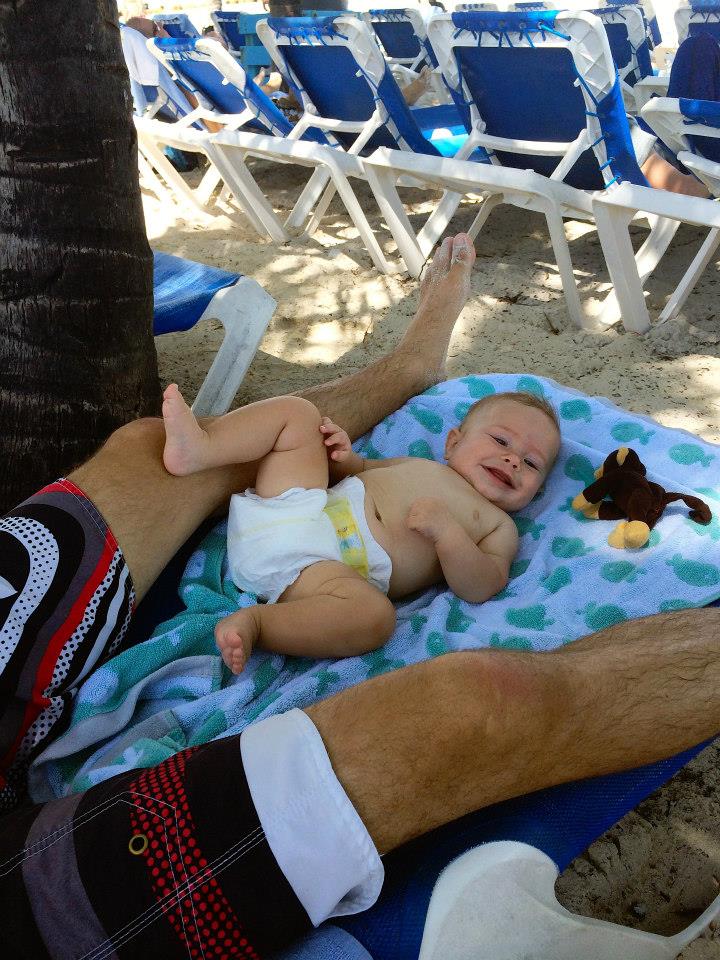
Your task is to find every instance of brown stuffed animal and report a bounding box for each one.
[571,447,712,549]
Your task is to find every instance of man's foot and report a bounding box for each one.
[401,234,476,389]
[215,607,261,675]
[162,383,211,476]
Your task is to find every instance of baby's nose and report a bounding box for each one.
[503,453,520,469]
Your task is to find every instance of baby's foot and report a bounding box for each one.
[215,607,261,675]
[162,383,211,475]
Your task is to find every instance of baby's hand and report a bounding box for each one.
[406,497,455,543]
[320,417,352,462]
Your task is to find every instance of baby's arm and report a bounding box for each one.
[320,417,410,482]
[407,499,518,604]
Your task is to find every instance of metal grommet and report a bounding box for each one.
[128,833,149,856]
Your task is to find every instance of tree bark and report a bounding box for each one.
[0,0,161,512]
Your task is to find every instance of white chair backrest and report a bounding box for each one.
[676,2,720,45]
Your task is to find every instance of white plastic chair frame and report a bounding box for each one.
[595,95,720,329]
[675,3,720,45]
[418,841,720,960]
[189,277,277,417]
[363,9,676,331]
[181,32,404,274]
[257,14,474,268]
[137,37,270,219]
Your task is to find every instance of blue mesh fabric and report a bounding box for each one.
[636,38,653,78]
[446,13,646,189]
[372,20,422,60]
[153,252,238,334]
[668,35,720,101]
[213,13,250,51]
[595,77,648,185]
[153,38,330,141]
[454,44,606,188]
[266,20,461,155]
[603,21,634,76]
[689,20,720,41]
[679,97,720,163]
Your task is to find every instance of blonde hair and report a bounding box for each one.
[461,391,560,434]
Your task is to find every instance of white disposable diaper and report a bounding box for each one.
[227,476,392,603]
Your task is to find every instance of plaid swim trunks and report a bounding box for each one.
[0,479,135,812]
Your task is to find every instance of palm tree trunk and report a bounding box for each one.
[0,0,161,512]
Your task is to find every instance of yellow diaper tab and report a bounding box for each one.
[323,496,369,580]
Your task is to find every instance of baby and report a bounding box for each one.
[162,385,561,673]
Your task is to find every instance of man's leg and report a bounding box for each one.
[70,234,476,603]
[307,607,720,853]
[3,609,719,959]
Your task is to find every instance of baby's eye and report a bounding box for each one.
[525,459,540,471]
[492,436,507,446]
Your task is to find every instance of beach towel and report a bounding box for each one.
[29,374,720,801]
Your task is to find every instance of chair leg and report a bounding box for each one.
[364,164,427,277]
[658,226,720,325]
[416,189,464,257]
[195,164,224,207]
[324,160,401,274]
[303,179,338,237]
[593,201,651,334]
[207,144,289,243]
[466,193,504,242]
[541,202,589,331]
[635,214,680,284]
[285,167,333,234]
[137,135,215,217]
[191,279,277,417]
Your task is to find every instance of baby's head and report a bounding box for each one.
[444,392,561,512]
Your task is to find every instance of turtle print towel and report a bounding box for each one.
[29,375,720,801]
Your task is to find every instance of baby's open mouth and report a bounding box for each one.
[484,466,513,487]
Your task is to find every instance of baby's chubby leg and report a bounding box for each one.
[162,386,328,496]
[216,561,396,674]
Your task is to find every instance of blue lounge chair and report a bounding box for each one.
[596,34,720,330]
[147,35,409,271]
[255,13,471,261]
[151,12,200,40]
[365,8,435,70]
[138,36,322,233]
[153,251,275,416]
[363,8,680,331]
[676,0,720,45]
[211,10,274,69]
[594,4,655,113]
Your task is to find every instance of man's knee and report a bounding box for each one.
[427,648,564,726]
[103,416,165,455]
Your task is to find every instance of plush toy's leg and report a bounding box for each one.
[571,492,601,517]
[623,520,651,548]
[608,521,629,549]
[607,519,651,549]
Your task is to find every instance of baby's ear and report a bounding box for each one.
[444,427,461,458]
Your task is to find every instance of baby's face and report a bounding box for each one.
[444,400,560,512]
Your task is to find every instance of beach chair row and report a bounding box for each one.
[136,8,720,337]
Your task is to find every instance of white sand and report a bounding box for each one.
[146,158,720,957]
